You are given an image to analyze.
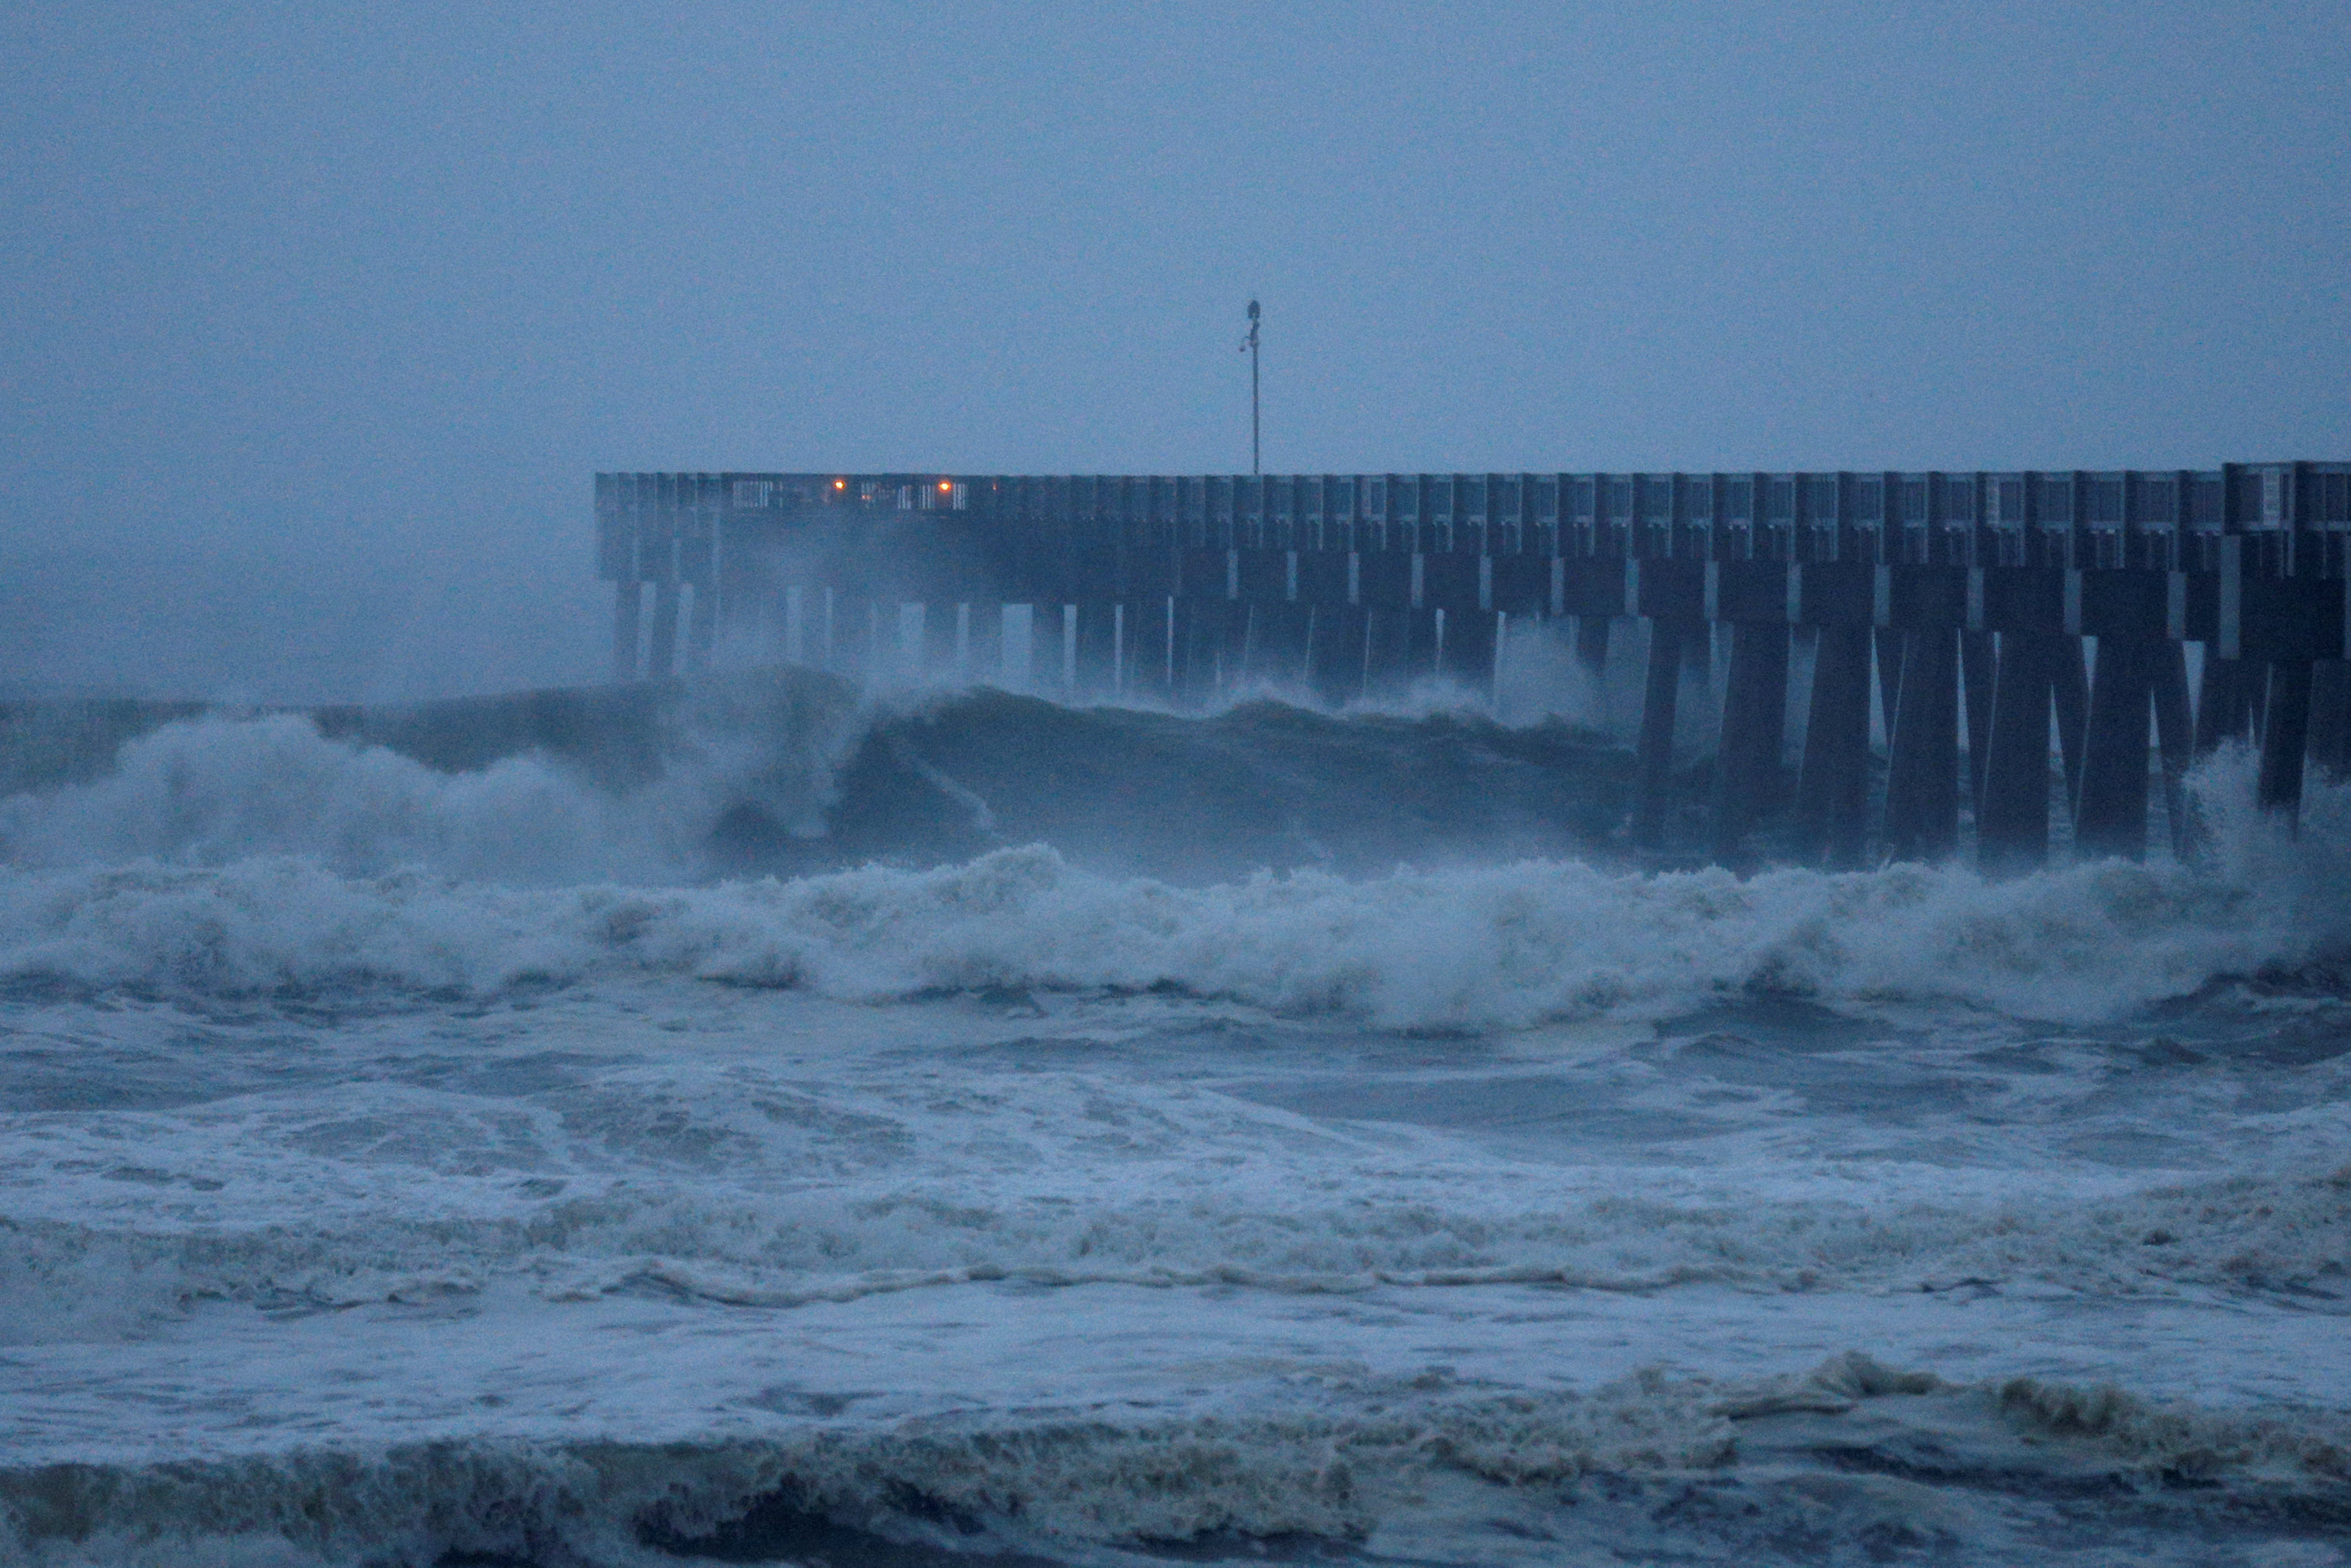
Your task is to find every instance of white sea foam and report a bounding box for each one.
[7,1061,2345,1340]
[0,818,2342,1030]
[5,712,2344,1025]
[7,707,2349,1567]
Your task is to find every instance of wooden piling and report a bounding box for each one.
[1795,625,1873,866]
[1075,602,1119,694]
[1406,608,1441,681]
[1362,608,1412,694]
[1312,604,1368,706]
[1121,600,1162,698]
[1883,627,1959,863]
[1682,620,1716,693]
[2307,661,2350,779]
[1443,609,1500,696]
[1873,627,1904,752]
[2052,635,2088,816]
[2075,635,2154,860]
[1709,622,1789,863]
[1961,630,1995,819]
[647,580,682,680]
[1264,602,1316,687]
[1575,615,1611,679]
[2258,660,2313,822]
[1633,620,1687,849]
[2194,656,2260,755]
[2153,641,2194,857]
[1980,631,2056,872]
[1030,602,1067,694]
[684,581,715,674]
[611,582,643,682]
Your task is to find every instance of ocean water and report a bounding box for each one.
[1,670,2347,1567]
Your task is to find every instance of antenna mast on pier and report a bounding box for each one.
[1241,299,1261,475]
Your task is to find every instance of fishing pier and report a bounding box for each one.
[596,466,2351,869]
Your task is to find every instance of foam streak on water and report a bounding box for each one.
[1,686,2347,1566]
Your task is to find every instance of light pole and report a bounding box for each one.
[1241,299,1261,475]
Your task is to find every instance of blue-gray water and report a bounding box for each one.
[2,672,2346,1566]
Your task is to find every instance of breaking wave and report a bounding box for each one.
[0,684,2344,1027]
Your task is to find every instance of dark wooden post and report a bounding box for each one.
[1961,630,1996,820]
[1121,598,1162,699]
[683,580,715,674]
[2153,641,2195,857]
[1575,616,1611,678]
[1682,618,1716,692]
[1405,608,1441,680]
[1361,607,1411,694]
[2259,660,2314,823]
[1443,609,1500,696]
[1633,619,1687,848]
[647,580,682,680]
[2307,661,2350,778]
[2076,636,2155,859]
[1268,602,1316,687]
[1980,631,2057,872]
[1075,602,1120,695]
[1883,627,1960,862]
[2052,635,2089,814]
[1173,598,1224,703]
[611,582,643,682]
[1795,625,1873,866]
[1311,604,1368,706]
[2194,655,2260,754]
[1873,627,1904,752]
[1709,622,1789,862]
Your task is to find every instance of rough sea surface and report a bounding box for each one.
[2,669,2347,1566]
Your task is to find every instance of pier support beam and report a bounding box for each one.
[2194,655,2261,755]
[1575,616,1611,680]
[1795,625,1873,867]
[2053,635,2088,817]
[1980,631,2057,872]
[2076,636,2155,860]
[1362,608,1414,693]
[1123,600,1163,698]
[1633,619,1690,849]
[1075,602,1119,695]
[1883,627,1960,864]
[2307,661,2350,780]
[1311,604,1367,706]
[2154,641,2195,858]
[1262,602,1315,687]
[612,582,643,682]
[1221,602,1253,689]
[646,580,682,680]
[966,602,1001,686]
[1682,620,1716,694]
[1874,628,1904,753]
[1961,631,1995,819]
[1709,622,1789,863]
[1441,608,1499,696]
[1405,608,1440,681]
[2259,660,2313,822]
[1173,600,1227,702]
[683,580,715,674]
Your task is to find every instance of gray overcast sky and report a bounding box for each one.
[3,2,2346,700]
